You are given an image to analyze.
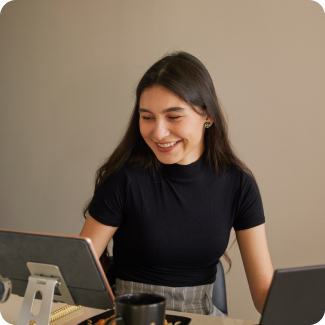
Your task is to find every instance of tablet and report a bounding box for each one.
[0,228,114,310]
[259,264,325,325]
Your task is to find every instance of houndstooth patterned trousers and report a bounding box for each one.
[115,278,227,318]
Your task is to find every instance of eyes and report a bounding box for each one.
[141,115,182,121]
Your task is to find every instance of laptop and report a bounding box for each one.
[258,264,325,325]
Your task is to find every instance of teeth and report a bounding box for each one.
[157,141,177,148]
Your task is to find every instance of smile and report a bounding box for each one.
[154,140,182,152]
[157,141,177,148]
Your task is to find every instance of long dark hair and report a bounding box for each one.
[84,51,255,272]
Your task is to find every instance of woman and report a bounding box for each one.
[80,51,273,316]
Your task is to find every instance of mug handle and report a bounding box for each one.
[104,316,123,325]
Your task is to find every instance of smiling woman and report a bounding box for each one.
[80,51,273,316]
[139,85,212,165]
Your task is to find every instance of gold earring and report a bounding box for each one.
[204,122,211,129]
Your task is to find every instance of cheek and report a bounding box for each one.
[178,120,203,142]
[139,120,151,139]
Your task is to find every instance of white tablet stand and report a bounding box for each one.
[17,262,75,325]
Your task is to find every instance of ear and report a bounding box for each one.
[206,117,213,126]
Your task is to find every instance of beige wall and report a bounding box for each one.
[0,0,324,321]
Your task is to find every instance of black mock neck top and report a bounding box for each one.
[89,156,265,287]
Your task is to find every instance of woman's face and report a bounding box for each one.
[139,85,213,165]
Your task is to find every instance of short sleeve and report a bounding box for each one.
[88,167,128,227]
[233,172,265,231]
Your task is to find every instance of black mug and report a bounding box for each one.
[105,293,166,325]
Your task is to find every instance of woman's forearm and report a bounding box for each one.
[254,285,271,314]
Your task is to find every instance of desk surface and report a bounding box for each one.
[0,295,257,325]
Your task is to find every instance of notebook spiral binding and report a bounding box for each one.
[29,305,83,325]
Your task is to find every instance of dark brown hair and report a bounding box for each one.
[84,51,255,272]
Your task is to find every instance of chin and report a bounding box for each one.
[154,154,179,165]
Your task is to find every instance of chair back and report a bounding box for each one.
[212,260,228,315]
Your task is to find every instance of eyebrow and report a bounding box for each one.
[138,107,185,114]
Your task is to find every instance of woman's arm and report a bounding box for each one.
[80,214,118,258]
[236,223,274,314]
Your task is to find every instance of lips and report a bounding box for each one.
[154,140,181,152]
[157,141,177,148]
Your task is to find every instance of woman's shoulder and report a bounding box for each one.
[214,164,257,190]
[92,164,151,201]
[101,163,153,187]
[214,164,244,179]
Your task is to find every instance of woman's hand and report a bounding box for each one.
[236,224,274,314]
[80,214,118,259]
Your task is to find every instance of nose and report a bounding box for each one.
[152,119,170,141]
